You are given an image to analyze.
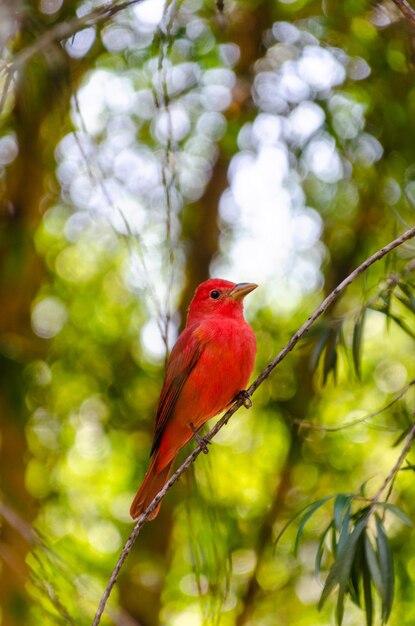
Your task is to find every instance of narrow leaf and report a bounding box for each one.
[352,308,366,379]
[310,326,330,370]
[394,293,415,315]
[365,534,384,599]
[362,546,374,626]
[294,496,336,556]
[319,516,368,616]
[316,521,334,577]
[336,585,346,626]
[331,521,337,555]
[336,501,352,556]
[375,503,412,527]
[323,327,339,384]
[369,296,391,329]
[392,425,411,448]
[333,494,352,534]
[349,534,363,607]
[386,312,415,340]
[397,282,415,310]
[274,495,335,549]
[375,515,394,623]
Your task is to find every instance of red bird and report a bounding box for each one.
[130,278,257,520]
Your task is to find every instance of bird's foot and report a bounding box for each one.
[190,423,211,454]
[235,390,252,409]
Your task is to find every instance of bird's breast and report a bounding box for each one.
[180,317,256,425]
[155,315,256,469]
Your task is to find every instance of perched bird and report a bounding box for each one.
[130,278,257,520]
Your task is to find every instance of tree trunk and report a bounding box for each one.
[0,4,87,621]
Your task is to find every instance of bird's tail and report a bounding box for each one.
[130,455,173,520]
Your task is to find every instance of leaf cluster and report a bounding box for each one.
[370,274,415,343]
[281,494,412,626]
[309,268,415,384]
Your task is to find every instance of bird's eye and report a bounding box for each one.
[210,290,220,299]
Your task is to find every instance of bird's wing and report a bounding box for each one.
[150,323,206,456]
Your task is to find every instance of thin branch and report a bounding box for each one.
[7,0,144,70]
[0,0,146,109]
[29,563,76,626]
[155,0,180,362]
[249,226,415,396]
[71,95,165,332]
[390,0,415,27]
[0,502,37,545]
[371,419,415,505]
[91,224,415,626]
[295,379,415,433]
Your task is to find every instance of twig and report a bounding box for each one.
[30,563,76,626]
[372,419,415,505]
[1,0,146,110]
[91,224,415,626]
[295,379,415,433]
[156,0,180,362]
[10,0,144,69]
[0,502,37,545]
[249,226,415,396]
[71,95,165,334]
[390,0,415,27]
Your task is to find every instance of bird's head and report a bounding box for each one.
[186,278,258,324]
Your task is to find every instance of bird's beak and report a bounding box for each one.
[229,282,258,300]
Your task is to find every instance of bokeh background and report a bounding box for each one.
[1,0,415,625]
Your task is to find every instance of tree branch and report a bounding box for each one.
[372,419,415,505]
[390,0,415,27]
[91,224,415,626]
[10,0,145,69]
[295,379,415,433]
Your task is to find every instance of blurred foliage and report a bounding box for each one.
[1,1,415,626]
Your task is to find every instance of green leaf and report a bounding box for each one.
[394,293,415,315]
[371,290,415,339]
[359,479,372,498]
[365,533,384,599]
[397,282,415,311]
[310,326,330,370]
[319,515,368,622]
[392,425,411,448]
[335,499,352,556]
[362,545,374,626]
[294,495,337,556]
[316,521,334,577]
[386,312,415,340]
[349,534,363,607]
[336,585,346,626]
[376,290,392,323]
[375,515,394,623]
[275,495,336,550]
[323,326,340,385]
[375,503,412,527]
[352,308,366,379]
[333,494,352,535]
[399,280,415,293]
[331,519,338,555]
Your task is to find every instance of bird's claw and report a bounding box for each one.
[235,390,252,409]
[190,423,211,454]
